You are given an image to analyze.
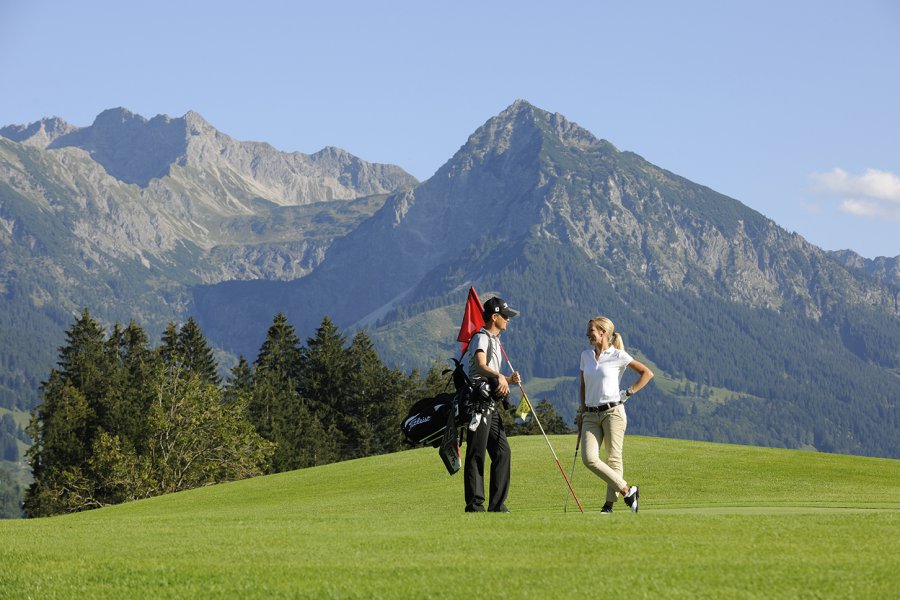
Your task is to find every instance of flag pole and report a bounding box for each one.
[498,343,584,514]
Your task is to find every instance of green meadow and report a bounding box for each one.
[1,435,898,599]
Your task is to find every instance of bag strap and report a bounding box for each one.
[469,329,495,372]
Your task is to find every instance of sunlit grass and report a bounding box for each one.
[1,435,897,598]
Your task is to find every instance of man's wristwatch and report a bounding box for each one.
[625,387,635,397]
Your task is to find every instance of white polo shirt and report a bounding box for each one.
[581,347,633,406]
[468,328,501,378]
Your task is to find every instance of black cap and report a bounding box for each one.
[483,297,519,319]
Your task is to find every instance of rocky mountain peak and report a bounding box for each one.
[830,249,900,288]
[441,100,617,186]
[0,116,79,148]
[48,108,189,186]
[183,110,214,133]
[2,107,418,205]
[286,99,899,335]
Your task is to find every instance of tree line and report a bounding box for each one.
[23,309,568,517]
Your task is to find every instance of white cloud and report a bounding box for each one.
[809,168,900,220]
[839,199,884,218]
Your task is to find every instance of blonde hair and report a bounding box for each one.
[589,316,624,350]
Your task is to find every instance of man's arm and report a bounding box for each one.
[473,350,520,395]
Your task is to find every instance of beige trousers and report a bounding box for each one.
[581,405,627,504]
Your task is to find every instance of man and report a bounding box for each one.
[464,296,521,513]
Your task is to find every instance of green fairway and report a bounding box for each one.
[1,435,898,599]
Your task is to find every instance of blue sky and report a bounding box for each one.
[2,0,898,258]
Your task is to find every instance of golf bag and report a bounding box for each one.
[401,358,473,475]
[401,392,458,448]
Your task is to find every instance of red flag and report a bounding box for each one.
[456,287,485,356]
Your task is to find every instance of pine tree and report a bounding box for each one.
[249,314,306,471]
[102,321,156,451]
[159,321,180,370]
[25,310,111,517]
[256,313,302,377]
[24,373,95,516]
[224,356,253,406]
[56,309,111,400]
[268,385,339,471]
[298,317,348,452]
[177,317,220,385]
[158,318,219,384]
[345,331,411,457]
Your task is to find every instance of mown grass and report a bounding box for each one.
[1,435,898,599]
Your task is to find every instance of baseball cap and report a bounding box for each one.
[483,297,519,319]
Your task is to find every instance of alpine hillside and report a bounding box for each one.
[1,101,898,459]
[0,108,417,409]
[193,100,900,458]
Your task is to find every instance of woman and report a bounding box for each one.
[577,316,653,513]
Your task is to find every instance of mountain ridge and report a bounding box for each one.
[0,108,418,411]
[1,100,898,458]
[192,100,899,458]
[194,100,898,339]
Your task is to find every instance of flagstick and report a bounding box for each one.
[499,344,584,514]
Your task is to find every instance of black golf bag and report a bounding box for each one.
[401,358,473,474]
[401,392,458,448]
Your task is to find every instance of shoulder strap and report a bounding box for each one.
[469,329,495,369]
[486,334,495,368]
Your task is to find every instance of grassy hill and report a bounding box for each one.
[1,435,897,598]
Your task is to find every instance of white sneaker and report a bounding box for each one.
[623,485,639,513]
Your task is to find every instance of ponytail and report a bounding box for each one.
[611,331,624,350]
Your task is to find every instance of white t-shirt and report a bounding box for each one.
[581,347,633,406]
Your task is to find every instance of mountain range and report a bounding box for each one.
[1,101,898,458]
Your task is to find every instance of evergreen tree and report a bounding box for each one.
[101,321,156,451]
[158,318,219,384]
[159,321,180,370]
[345,331,412,457]
[177,317,220,385]
[224,356,253,406]
[342,331,380,457]
[24,374,95,517]
[268,388,339,470]
[298,317,349,452]
[256,314,303,377]
[56,309,111,402]
[25,310,113,516]
[250,314,306,471]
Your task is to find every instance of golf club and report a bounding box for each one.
[564,420,582,512]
